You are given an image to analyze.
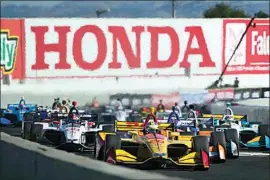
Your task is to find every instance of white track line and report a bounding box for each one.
[239,152,270,157]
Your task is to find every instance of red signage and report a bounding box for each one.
[223,19,269,74]
[0,19,25,79]
[30,25,216,71]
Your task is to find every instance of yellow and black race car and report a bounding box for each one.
[94,115,210,170]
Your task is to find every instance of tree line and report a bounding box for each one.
[203,3,269,18]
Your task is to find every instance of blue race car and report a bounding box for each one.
[0,103,37,125]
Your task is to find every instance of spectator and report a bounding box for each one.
[91,97,99,108]
[19,96,26,106]
[174,102,182,117]
[69,101,79,117]
[233,77,239,88]
[156,99,165,112]
[66,99,72,108]
[187,104,197,119]
[181,100,190,113]
[115,106,126,121]
[60,100,69,113]
[115,98,123,109]
[52,98,61,110]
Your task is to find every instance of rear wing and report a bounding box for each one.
[7,104,37,111]
[80,113,98,122]
[202,114,247,121]
[50,113,69,119]
[50,113,98,121]
[115,121,174,132]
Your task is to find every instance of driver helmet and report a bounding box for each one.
[226,102,231,107]
[146,119,159,133]
[21,96,24,100]
[72,101,78,107]
[149,107,155,114]
[172,106,176,111]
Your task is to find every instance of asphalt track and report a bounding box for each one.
[1,127,269,180]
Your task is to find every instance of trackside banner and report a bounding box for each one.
[24,18,223,78]
[0,19,26,80]
[223,19,269,74]
[1,18,269,82]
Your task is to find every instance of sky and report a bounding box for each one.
[1,1,269,18]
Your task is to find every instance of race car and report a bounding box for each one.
[165,112,239,161]
[0,103,37,125]
[22,112,111,151]
[204,113,270,150]
[94,115,210,170]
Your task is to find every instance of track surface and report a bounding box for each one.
[1,127,269,180]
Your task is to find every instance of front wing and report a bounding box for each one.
[113,149,209,170]
[240,135,270,149]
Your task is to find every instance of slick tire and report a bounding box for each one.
[258,125,270,137]
[225,129,239,148]
[192,136,209,154]
[23,121,33,140]
[104,134,121,161]
[4,114,18,124]
[211,131,226,150]
[102,125,115,133]
[258,125,270,143]
[30,124,43,142]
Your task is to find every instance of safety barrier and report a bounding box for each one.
[0,132,183,180]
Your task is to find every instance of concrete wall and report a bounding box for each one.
[0,133,182,180]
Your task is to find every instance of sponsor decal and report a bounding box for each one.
[0,30,18,74]
[0,19,25,79]
[264,91,269,98]
[223,19,269,74]
[251,89,261,99]
[234,92,242,100]
[25,19,222,78]
[208,88,234,100]
[242,90,251,99]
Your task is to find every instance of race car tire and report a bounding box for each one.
[102,125,115,133]
[23,121,33,140]
[211,131,226,150]
[104,134,121,161]
[258,125,270,144]
[4,114,18,124]
[30,124,43,142]
[258,125,270,137]
[193,136,210,171]
[192,136,209,154]
[224,129,239,147]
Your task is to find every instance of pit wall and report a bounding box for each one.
[0,132,181,180]
[1,18,269,90]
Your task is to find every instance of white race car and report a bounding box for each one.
[22,112,113,151]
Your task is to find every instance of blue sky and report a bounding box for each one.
[1,1,269,18]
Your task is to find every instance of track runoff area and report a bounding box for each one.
[1,124,269,180]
